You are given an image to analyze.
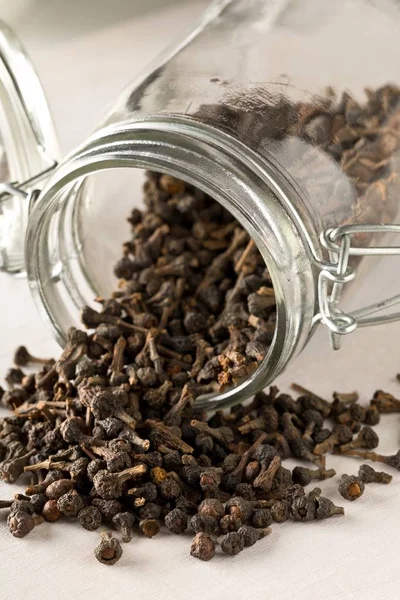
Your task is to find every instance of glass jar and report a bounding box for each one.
[1,1,400,411]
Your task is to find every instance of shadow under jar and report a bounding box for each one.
[1,0,400,411]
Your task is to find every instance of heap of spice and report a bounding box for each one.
[0,123,399,563]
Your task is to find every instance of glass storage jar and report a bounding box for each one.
[1,0,400,411]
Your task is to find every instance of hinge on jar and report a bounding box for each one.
[315,223,400,350]
[0,161,58,208]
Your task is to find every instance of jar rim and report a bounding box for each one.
[26,116,317,409]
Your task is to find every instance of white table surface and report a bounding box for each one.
[0,2,399,599]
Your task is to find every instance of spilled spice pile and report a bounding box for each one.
[0,171,398,565]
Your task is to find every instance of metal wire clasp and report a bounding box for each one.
[0,161,58,272]
[316,223,400,350]
[0,162,57,207]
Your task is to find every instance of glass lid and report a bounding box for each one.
[0,20,59,274]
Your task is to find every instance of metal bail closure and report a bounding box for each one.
[316,223,400,350]
[0,20,59,274]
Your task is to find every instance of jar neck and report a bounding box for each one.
[26,117,317,410]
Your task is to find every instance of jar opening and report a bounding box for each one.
[26,118,316,409]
